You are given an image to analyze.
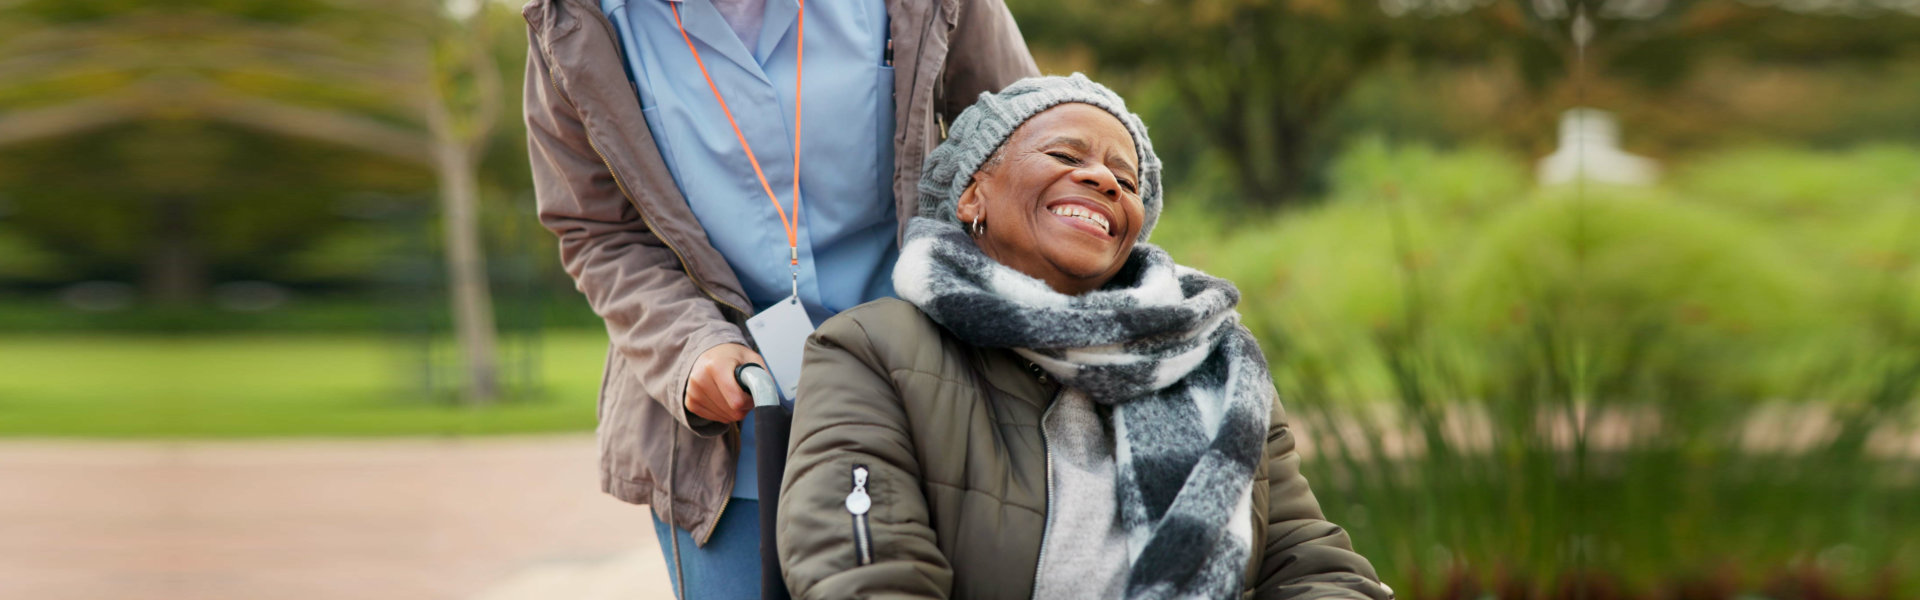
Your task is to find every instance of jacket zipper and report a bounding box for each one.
[706,494,734,546]
[534,46,750,320]
[1029,396,1057,598]
[847,464,875,566]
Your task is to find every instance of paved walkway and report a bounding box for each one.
[0,437,671,600]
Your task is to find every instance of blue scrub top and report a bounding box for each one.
[600,0,897,500]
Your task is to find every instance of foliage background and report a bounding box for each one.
[0,0,1915,597]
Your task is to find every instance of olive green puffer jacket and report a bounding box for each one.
[778,298,1392,599]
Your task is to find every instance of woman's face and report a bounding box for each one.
[957,103,1146,296]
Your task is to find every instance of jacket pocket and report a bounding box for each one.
[846,464,874,566]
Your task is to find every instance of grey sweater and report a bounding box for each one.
[1031,391,1130,599]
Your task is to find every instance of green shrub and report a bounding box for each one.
[1149,142,1920,593]
[1195,197,1466,402]
[1673,145,1920,221]
[1327,136,1530,219]
[0,229,59,280]
[1446,191,1828,403]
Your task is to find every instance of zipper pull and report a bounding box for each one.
[846,466,871,515]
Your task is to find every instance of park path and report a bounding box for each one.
[0,436,671,600]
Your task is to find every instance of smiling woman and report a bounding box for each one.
[775,75,1390,600]
[957,103,1148,295]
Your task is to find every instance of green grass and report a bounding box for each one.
[0,331,610,437]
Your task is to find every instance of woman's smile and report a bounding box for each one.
[1043,197,1115,238]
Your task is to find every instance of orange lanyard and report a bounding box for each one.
[672,0,807,296]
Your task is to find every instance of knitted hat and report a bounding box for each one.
[917,73,1163,242]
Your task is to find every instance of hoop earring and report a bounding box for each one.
[971,213,984,237]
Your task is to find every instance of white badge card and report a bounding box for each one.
[745,295,814,402]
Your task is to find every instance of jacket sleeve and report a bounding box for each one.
[778,315,951,599]
[940,0,1040,123]
[523,33,740,437]
[1255,398,1396,600]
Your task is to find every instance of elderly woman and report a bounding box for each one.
[777,75,1391,600]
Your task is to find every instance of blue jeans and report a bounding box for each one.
[651,498,763,600]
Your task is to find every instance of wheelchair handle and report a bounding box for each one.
[733,363,782,409]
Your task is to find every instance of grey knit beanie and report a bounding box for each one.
[917,73,1163,242]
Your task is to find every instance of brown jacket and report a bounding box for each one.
[778,299,1393,599]
[521,0,1039,543]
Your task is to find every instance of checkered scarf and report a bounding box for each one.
[893,217,1272,599]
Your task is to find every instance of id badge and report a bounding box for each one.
[745,295,815,403]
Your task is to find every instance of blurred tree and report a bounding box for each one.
[212,0,515,403]
[1008,0,1919,205]
[0,0,522,403]
[1572,0,1920,156]
[1008,0,1560,205]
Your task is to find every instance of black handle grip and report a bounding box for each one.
[739,361,793,600]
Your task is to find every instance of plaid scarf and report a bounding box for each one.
[893,217,1272,599]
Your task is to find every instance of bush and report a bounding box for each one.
[1327,136,1530,219]
[1672,145,1920,221]
[1159,142,1918,406]
[1149,142,1920,594]
[1446,191,1827,405]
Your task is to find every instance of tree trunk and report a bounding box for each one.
[1267,114,1314,203]
[145,196,206,306]
[430,130,500,404]
[420,15,505,405]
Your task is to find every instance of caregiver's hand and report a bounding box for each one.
[686,343,763,424]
